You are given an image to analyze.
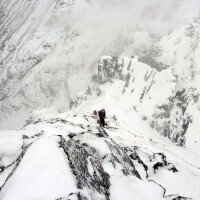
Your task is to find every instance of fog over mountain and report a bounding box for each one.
[0,0,200,126]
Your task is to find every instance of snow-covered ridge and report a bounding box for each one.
[70,55,199,148]
[0,110,199,199]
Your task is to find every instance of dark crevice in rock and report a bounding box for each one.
[58,135,110,200]
[97,127,109,137]
[125,147,149,178]
[105,139,141,179]
[140,86,146,102]
[56,191,89,200]
[58,129,143,199]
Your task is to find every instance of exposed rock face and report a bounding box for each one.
[150,89,194,146]
[59,135,111,199]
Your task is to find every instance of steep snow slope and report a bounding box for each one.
[0,110,199,200]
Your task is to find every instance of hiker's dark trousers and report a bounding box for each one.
[100,117,105,127]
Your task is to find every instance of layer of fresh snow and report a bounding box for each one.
[0,110,198,199]
[0,137,77,200]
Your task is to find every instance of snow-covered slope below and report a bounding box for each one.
[0,110,199,200]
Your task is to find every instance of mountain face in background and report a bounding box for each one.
[0,0,200,123]
[0,0,141,120]
[0,0,87,120]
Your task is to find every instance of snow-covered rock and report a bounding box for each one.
[0,112,199,200]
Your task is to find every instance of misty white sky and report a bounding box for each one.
[64,0,200,56]
[72,0,200,35]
